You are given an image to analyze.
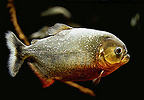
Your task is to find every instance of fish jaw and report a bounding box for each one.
[97,52,130,77]
[121,54,130,65]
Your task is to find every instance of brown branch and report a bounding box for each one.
[63,81,96,97]
[7,0,30,45]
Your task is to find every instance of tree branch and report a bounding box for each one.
[63,81,96,97]
[7,0,30,45]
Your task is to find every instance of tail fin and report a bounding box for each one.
[5,31,27,77]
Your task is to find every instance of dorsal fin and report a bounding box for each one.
[47,23,72,36]
[30,23,72,39]
[31,39,39,44]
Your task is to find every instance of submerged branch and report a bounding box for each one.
[7,0,30,45]
[63,81,96,97]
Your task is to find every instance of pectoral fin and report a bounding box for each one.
[93,70,104,85]
[93,77,101,86]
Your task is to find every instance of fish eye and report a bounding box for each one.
[115,47,122,55]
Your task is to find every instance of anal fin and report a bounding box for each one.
[27,62,55,88]
[41,78,55,88]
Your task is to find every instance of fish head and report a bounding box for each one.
[97,37,130,76]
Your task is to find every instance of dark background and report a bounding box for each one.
[0,0,143,100]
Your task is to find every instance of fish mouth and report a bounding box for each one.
[121,53,130,65]
[100,53,130,77]
[103,53,130,67]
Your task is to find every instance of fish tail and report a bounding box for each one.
[5,31,27,77]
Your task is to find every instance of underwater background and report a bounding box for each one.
[0,0,143,100]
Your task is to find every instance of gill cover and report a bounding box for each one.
[100,38,125,65]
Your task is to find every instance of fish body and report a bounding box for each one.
[5,23,130,88]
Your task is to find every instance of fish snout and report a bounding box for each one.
[121,54,130,64]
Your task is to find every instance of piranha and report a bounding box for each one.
[5,23,130,88]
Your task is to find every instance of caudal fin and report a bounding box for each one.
[5,31,26,77]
